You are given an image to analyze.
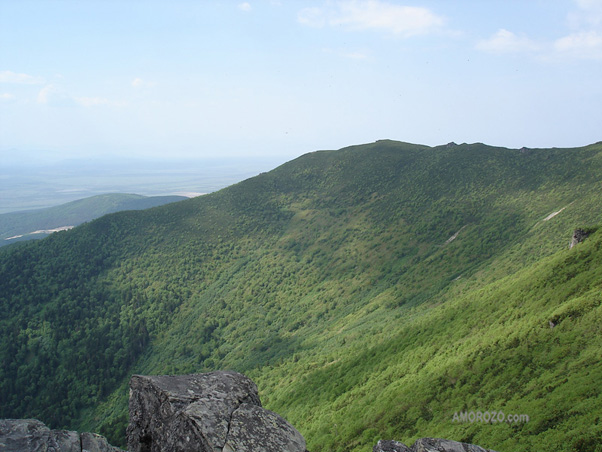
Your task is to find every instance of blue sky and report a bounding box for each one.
[1,0,601,162]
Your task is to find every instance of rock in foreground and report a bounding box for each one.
[127,370,307,452]
[0,419,122,452]
[374,437,497,452]
[373,439,411,452]
[0,371,498,452]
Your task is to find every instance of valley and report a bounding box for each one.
[0,193,187,247]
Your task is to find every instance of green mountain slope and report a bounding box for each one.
[1,140,601,451]
[0,193,186,246]
[258,227,602,451]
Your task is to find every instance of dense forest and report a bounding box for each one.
[1,140,601,451]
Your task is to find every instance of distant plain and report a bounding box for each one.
[0,156,282,214]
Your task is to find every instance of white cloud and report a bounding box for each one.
[298,7,326,28]
[476,29,540,54]
[477,2,602,60]
[38,84,125,107]
[554,30,602,59]
[342,51,368,59]
[334,1,444,36]
[576,0,602,7]
[0,70,45,84]
[132,77,156,88]
[555,1,602,59]
[0,93,16,102]
[571,0,602,27]
[299,1,444,36]
[37,85,75,106]
[238,2,252,12]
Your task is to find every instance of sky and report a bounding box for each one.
[1,0,602,163]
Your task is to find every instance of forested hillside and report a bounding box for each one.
[1,140,601,451]
[0,193,186,246]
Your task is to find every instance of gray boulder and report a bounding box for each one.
[412,438,496,452]
[127,370,307,452]
[223,403,306,452]
[374,438,496,452]
[0,419,122,452]
[81,432,125,452]
[373,439,411,452]
[569,228,591,249]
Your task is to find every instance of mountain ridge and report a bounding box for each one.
[1,140,601,451]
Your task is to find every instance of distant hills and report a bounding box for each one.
[1,140,601,452]
[0,193,187,246]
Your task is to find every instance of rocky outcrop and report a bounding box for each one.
[0,419,122,452]
[569,228,591,249]
[1,371,498,452]
[374,438,496,452]
[374,439,411,451]
[412,438,496,452]
[127,370,307,452]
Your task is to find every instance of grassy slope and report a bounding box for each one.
[1,141,601,451]
[256,228,602,452]
[0,193,186,244]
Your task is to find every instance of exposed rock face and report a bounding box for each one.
[375,438,496,452]
[412,438,496,452]
[569,228,590,249]
[127,370,307,452]
[373,439,411,451]
[0,419,122,452]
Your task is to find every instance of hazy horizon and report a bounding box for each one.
[2,0,601,164]
[0,155,284,214]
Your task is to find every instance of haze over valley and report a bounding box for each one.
[0,155,281,214]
